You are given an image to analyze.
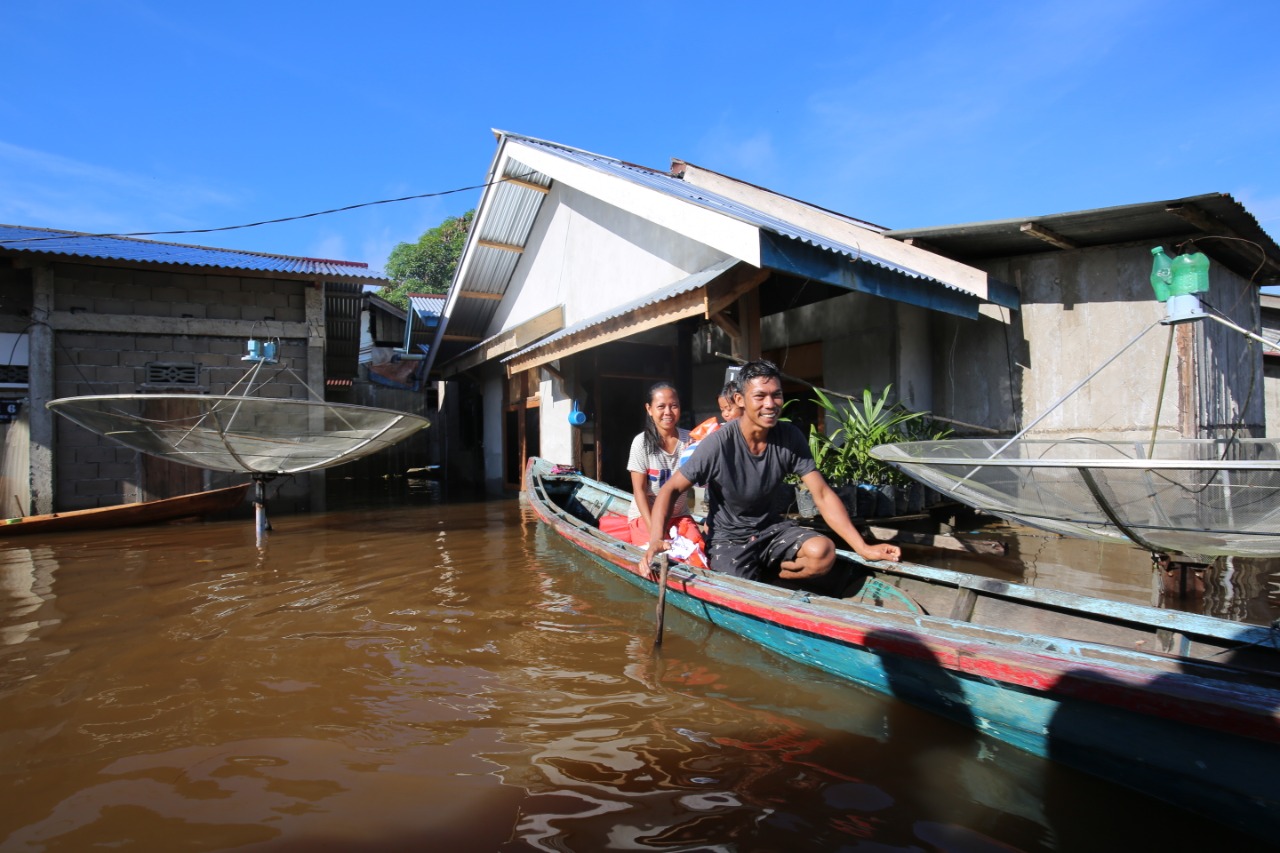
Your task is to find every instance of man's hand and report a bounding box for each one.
[638,541,669,579]
[858,543,901,562]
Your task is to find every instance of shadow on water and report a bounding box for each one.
[857,627,1280,852]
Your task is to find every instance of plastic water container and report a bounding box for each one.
[1149,247,1172,301]
[1170,251,1210,296]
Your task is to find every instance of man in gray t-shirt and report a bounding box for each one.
[640,360,900,583]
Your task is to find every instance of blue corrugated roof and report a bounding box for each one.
[0,224,386,282]
[509,135,961,291]
[408,294,445,321]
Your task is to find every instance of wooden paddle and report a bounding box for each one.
[651,552,671,647]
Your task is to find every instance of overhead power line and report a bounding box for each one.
[0,173,537,247]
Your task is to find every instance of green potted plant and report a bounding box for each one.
[808,385,929,518]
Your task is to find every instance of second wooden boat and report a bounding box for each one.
[0,483,250,537]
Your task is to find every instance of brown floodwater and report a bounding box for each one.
[0,484,1274,852]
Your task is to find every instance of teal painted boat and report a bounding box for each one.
[525,456,1280,841]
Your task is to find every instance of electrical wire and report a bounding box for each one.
[0,173,539,247]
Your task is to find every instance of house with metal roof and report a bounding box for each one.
[429,132,1015,492]
[431,132,1280,496]
[1253,293,1280,436]
[885,195,1280,443]
[0,224,392,516]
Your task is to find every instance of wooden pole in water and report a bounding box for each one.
[652,552,671,648]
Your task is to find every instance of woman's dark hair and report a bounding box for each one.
[642,381,678,456]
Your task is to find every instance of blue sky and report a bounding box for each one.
[3,1,1277,278]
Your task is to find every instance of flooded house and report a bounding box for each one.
[1260,293,1280,435]
[425,132,1280,496]
[424,132,1006,493]
[0,225,388,516]
[886,196,1280,442]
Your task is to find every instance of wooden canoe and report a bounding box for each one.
[0,483,250,537]
[524,456,1280,841]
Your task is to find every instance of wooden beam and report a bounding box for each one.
[503,176,550,194]
[505,287,710,376]
[440,304,565,377]
[705,265,769,317]
[738,289,761,360]
[1020,222,1080,250]
[441,333,483,342]
[901,237,948,256]
[476,239,524,254]
[1165,202,1222,235]
[710,311,740,341]
[1166,202,1280,278]
[458,290,503,301]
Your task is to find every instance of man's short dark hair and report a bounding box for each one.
[737,359,781,391]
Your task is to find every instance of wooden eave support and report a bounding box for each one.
[504,263,768,376]
[705,265,769,317]
[1020,222,1080,250]
[901,237,949,256]
[705,265,767,360]
[440,304,566,378]
[476,239,525,254]
[710,312,740,340]
[458,290,503,301]
[1166,202,1280,279]
[502,176,550,194]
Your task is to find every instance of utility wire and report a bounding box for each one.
[0,173,535,247]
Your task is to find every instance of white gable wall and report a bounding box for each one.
[488,182,733,335]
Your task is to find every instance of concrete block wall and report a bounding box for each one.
[48,264,315,512]
[55,267,307,324]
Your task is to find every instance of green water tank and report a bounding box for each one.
[1169,251,1210,296]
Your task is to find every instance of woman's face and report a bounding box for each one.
[646,387,681,433]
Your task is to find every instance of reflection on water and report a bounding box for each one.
[0,491,1266,851]
[927,520,1280,626]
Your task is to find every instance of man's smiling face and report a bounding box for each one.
[738,376,784,431]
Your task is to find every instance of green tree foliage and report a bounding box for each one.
[381,209,474,308]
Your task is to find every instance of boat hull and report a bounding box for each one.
[525,457,1280,840]
[0,484,250,537]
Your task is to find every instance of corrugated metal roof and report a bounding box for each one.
[440,159,550,344]
[427,132,987,377]
[884,194,1280,285]
[501,257,739,364]
[408,294,445,320]
[0,224,387,283]
[508,135,962,290]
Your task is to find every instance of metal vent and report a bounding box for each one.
[145,362,200,386]
[0,365,29,385]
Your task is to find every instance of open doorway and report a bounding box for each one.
[503,370,540,489]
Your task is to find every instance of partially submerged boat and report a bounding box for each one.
[524,456,1280,841]
[0,483,249,537]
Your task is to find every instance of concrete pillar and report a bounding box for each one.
[29,265,54,514]
[306,282,327,510]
